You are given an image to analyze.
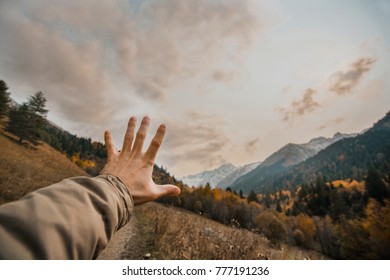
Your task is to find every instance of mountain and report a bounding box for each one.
[229,132,356,193]
[218,161,262,189]
[181,163,237,188]
[231,112,390,193]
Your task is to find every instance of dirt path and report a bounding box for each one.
[97,214,147,260]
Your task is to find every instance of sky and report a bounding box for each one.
[0,0,389,177]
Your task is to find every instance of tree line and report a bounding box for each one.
[155,163,390,259]
[2,79,389,259]
[0,80,106,175]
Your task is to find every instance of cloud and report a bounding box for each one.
[245,137,259,153]
[0,0,261,127]
[212,70,234,82]
[277,88,320,122]
[318,117,345,130]
[160,111,229,174]
[328,57,376,95]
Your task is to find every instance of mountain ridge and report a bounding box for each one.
[224,132,356,192]
[181,163,237,188]
[230,111,390,193]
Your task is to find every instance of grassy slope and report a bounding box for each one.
[134,202,328,260]
[0,129,327,259]
[0,131,88,205]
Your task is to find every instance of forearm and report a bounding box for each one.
[0,174,133,259]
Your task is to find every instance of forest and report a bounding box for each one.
[0,80,107,175]
[156,166,390,259]
[1,79,389,259]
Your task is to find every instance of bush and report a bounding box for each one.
[255,212,287,246]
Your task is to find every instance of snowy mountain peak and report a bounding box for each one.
[260,132,356,169]
[218,161,262,189]
[181,163,237,188]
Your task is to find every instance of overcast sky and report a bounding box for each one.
[1,0,389,177]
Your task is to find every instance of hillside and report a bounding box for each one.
[0,128,328,260]
[0,130,88,205]
[129,202,328,260]
[248,111,390,193]
[230,132,355,193]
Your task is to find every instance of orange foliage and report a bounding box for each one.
[296,213,316,241]
[362,199,390,258]
[212,188,223,201]
[330,179,365,192]
[71,153,96,169]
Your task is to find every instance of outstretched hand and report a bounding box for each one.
[100,116,180,206]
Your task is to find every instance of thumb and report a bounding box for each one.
[155,184,181,198]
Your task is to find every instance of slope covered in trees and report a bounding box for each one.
[158,163,390,259]
[231,112,390,194]
[0,80,107,175]
[2,79,389,259]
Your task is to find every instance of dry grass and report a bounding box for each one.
[136,202,328,260]
[0,128,329,260]
[0,130,88,205]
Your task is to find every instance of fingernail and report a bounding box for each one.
[130,116,137,122]
[160,124,166,129]
[143,116,150,123]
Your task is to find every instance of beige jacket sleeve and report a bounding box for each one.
[0,174,134,259]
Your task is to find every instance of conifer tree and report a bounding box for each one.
[247,190,259,203]
[239,189,244,199]
[0,80,11,121]
[365,169,388,204]
[6,92,48,145]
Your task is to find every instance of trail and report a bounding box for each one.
[97,214,147,260]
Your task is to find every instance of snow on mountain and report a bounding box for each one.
[218,161,262,189]
[261,132,357,168]
[228,132,357,192]
[180,163,237,188]
[181,133,356,190]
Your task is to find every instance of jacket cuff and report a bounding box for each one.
[98,174,134,229]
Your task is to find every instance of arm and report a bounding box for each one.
[0,116,180,259]
[0,174,132,259]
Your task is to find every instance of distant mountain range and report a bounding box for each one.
[229,132,357,193]
[181,163,237,188]
[180,162,263,188]
[218,162,262,188]
[181,131,356,190]
[230,112,390,193]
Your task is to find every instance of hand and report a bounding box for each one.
[100,116,180,206]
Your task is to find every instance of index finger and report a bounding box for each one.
[144,124,166,165]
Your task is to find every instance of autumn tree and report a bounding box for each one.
[6,92,48,145]
[255,211,287,246]
[337,217,370,259]
[363,199,390,259]
[313,216,340,258]
[295,213,316,248]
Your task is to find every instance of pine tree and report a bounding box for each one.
[276,200,282,212]
[6,92,48,145]
[247,190,259,203]
[365,169,388,204]
[0,80,11,121]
